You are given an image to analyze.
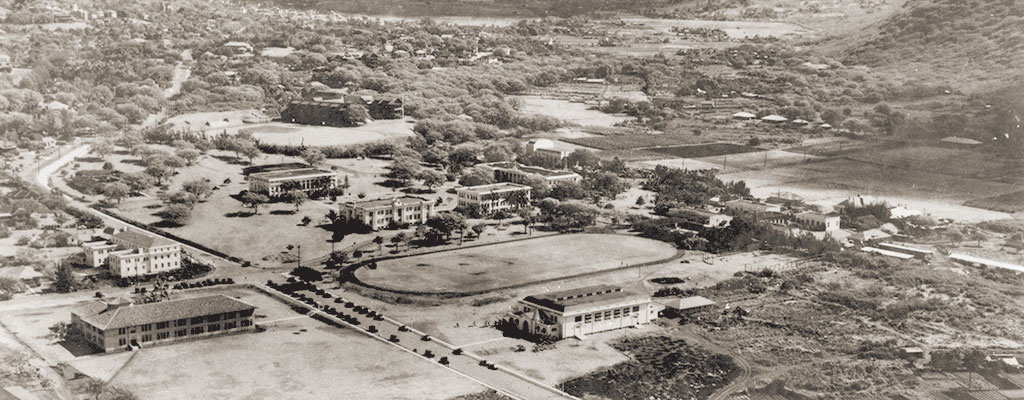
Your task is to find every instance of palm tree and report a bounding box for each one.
[373,236,384,254]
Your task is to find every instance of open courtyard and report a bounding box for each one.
[355,233,678,294]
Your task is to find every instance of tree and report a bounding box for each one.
[636,196,646,206]
[391,232,407,252]
[92,140,114,160]
[585,171,628,199]
[387,156,421,185]
[418,169,445,190]
[0,277,21,300]
[102,182,131,204]
[165,191,198,209]
[342,102,371,125]
[373,236,385,253]
[471,223,487,239]
[54,262,76,293]
[426,213,466,241]
[287,190,308,212]
[182,179,213,200]
[176,148,201,165]
[301,147,326,167]
[329,251,349,268]
[301,216,312,226]
[160,204,192,226]
[517,208,534,234]
[241,192,269,214]
[238,141,260,164]
[505,190,530,210]
[144,164,173,185]
[459,168,495,186]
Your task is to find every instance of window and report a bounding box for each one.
[224,312,236,320]
[176,319,187,327]
[604,311,612,319]
[224,321,237,330]
[574,316,582,322]
[156,322,169,329]
[594,313,603,321]
[141,334,152,342]
[208,324,220,332]
[622,307,631,315]
[175,329,186,337]
[613,309,621,318]
[190,326,204,335]
[207,314,221,322]
[157,332,169,340]
[118,328,126,335]
[190,316,205,324]
[632,306,640,312]
[240,319,252,327]
[119,338,126,346]
[141,324,151,332]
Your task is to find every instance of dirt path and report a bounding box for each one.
[673,325,754,400]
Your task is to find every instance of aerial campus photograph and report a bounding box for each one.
[0,0,1023,399]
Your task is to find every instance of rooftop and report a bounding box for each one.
[457,182,531,196]
[113,229,175,248]
[74,295,255,330]
[250,168,335,181]
[658,296,715,310]
[481,162,579,177]
[523,285,648,314]
[344,196,433,210]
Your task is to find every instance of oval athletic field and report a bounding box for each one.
[355,233,678,294]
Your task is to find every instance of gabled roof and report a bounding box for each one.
[0,266,43,280]
[658,296,715,310]
[112,229,175,248]
[523,285,648,314]
[74,295,255,330]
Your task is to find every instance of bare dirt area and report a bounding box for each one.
[514,95,631,127]
[355,234,678,293]
[233,119,416,147]
[165,110,269,132]
[96,287,486,400]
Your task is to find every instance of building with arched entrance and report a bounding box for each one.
[506,285,661,340]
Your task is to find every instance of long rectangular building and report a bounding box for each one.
[456,183,531,215]
[507,285,661,340]
[475,162,581,185]
[71,295,255,353]
[338,196,436,230]
[248,167,339,198]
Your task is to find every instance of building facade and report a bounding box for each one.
[507,285,661,340]
[724,199,783,216]
[248,167,339,198]
[476,162,581,186]
[71,295,256,353]
[81,229,182,278]
[339,196,436,230]
[793,212,841,231]
[456,183,532,214]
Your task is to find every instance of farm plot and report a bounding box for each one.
[355,234,678,294]
[648,143,761,159]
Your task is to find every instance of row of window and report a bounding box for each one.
[575,306,641,323]
[116,321,249,346]
[116,312,249,335]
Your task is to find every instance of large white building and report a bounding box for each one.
[724,199,783,216]
[338,196,436,230]
[475,162,581,185]
[793,212,841,232]
[507,285,662,340]
[247,167,339,198]
[456,183,532,214]
[81,229,182,278]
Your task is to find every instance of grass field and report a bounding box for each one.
[355,234,677,293]
[647,143,761,159]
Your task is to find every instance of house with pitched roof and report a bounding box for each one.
[70,295,255,352]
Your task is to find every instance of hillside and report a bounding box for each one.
[839,0,1024,90]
